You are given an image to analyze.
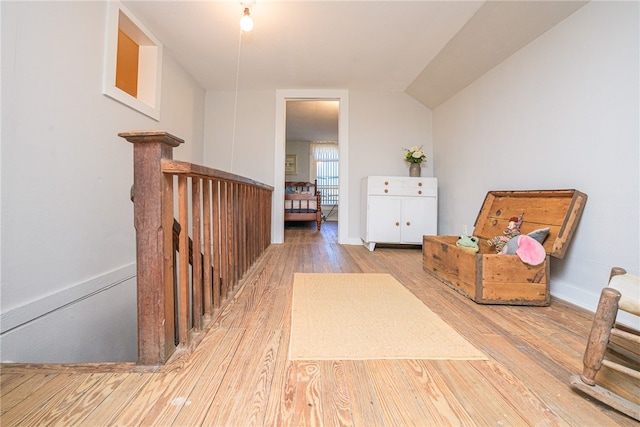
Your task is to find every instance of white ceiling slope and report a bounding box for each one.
[122,1,587,139]
[407,1,588,109]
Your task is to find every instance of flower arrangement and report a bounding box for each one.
[403,146,426,164]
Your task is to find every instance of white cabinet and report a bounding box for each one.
[360,176,437,251]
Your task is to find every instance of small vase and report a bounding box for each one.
[409,163,421,177]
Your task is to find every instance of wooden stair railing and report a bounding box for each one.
[120,131,273,365]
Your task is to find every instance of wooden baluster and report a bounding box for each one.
[255,188,259,254]
[249,186,256,264]
[227,182,235,293]
[238,185,245,280]
[243,185,250,267]
[191,177,202,331]
[253,187,258,259]
[260,189,265,251]
[235,183,241,286]
[202,179,213,318]
[177,175,190,346]
[220,181,229,300]
[238,185,244,279]
[242,185,248,267]
[235,184,240,283]
[262,188,269,251]
[242,184,249,273]
[212,180,221,308]
[263,189,268,249]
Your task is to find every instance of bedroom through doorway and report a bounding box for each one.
[284,100,339,233]
[274,89,349,245]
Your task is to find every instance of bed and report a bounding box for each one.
[284,181,322,230]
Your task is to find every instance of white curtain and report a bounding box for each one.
[310,141,339,161]
[310,142,339,205]
[310,142,338,180]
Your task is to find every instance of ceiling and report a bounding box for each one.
[285,100,339,142]
[122,0,587,142]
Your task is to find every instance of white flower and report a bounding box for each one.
[403,146,426,164]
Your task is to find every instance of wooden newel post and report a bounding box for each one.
[119,131,184,365]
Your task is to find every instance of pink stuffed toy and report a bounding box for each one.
[500,227,550,266]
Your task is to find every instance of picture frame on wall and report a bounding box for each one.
[285,155,297,174]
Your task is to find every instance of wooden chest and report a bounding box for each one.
[422,190,587,306]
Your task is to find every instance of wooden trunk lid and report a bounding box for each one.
[473,189,587,259]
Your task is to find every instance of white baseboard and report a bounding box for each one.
[1,263,136,334]
[552,278,639,330]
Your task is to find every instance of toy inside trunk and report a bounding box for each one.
[422,190,587,306]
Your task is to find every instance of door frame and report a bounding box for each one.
[273,89,349,244]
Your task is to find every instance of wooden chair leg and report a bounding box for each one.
[572,267,640,420]
[580,287,621,385]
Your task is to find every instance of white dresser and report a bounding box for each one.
[360,176,437,251]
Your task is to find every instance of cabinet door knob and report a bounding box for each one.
[384,189,388,193]
[406,221,411,226]
[418,182,423,186]
[418,190,422,195]
[384,181,389,185]
[395,222,400,226]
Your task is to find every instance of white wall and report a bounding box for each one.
[433,1,639,326]
[203,90,275,182]
[204,89,433,244]
[285,141,311,183]
[0,1,206,362]
[348,91,433,238]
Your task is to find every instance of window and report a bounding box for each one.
[116,29,139,97]
[103,2,163,120]
[311,142,339,205]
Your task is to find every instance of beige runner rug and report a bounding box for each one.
[289,273,487,360]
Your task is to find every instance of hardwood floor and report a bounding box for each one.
[1,221,638,426]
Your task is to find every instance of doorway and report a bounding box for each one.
[285,100,339,226]
[273,90,349,245]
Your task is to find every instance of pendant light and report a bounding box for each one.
[240,3,254,32]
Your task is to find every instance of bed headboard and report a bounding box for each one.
[285,180,318,194]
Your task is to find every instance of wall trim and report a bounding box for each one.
[1,263,136,334]
[552,278,639,330]
[274,89,350,244]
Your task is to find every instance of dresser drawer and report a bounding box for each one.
[368,186,403,196]
[366,177,436,197]
[366,177,400,188]
[401,187,437,197]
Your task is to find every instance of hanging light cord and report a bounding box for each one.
[230,27,244,173]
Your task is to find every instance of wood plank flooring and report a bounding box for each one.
[1,221,638,426]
